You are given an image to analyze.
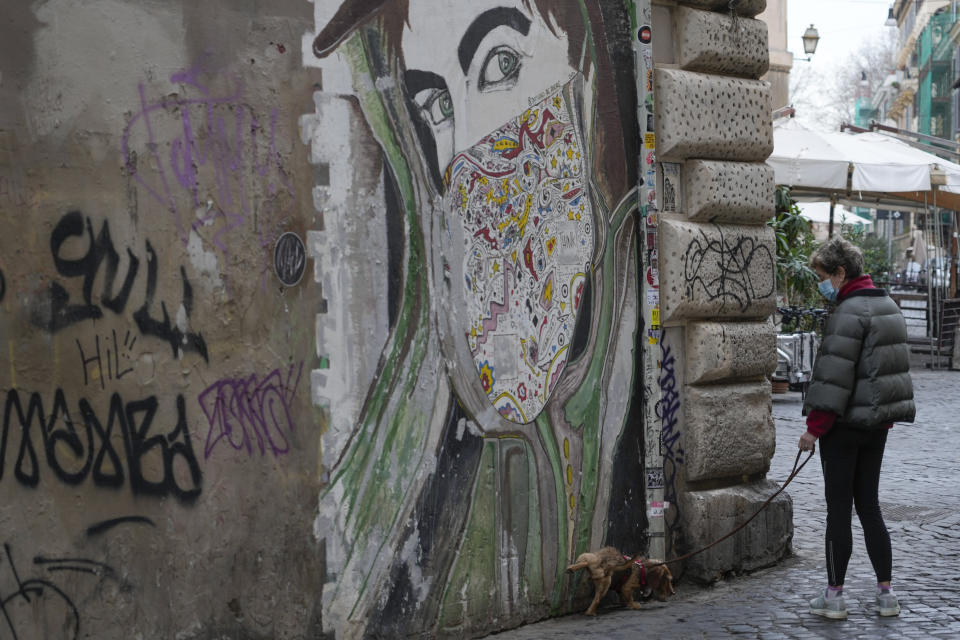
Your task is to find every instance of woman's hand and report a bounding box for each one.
[799,431,817,453]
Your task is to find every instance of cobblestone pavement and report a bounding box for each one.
[486,370,960,639]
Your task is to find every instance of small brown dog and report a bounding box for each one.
[565,546,675,615]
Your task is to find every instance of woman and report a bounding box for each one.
[799,237,915,620]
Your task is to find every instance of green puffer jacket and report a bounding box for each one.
[802,287,915,428]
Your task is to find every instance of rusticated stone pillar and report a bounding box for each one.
[654,0,793,582]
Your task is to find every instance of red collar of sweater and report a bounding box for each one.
[838,274,876,301]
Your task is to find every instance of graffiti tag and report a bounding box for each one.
[122,63,294,252]
[0,542,119,640]
[30,211,208,362]
[683,228,774,311]
[76,330,137,389]
[197,361,303,459]
[657,338,683,554]
[1,388,202,502]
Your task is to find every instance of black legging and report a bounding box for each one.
[819,427,892,587]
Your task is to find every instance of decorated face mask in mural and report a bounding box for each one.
[441,79,593,423]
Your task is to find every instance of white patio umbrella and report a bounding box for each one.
[796,201,873,227]
[768,118,960,211]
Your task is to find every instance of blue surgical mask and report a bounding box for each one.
[818,278,838,302]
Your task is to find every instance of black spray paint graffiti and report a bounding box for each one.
[121,62,294,253]
[0,543,120,640]
[77,329,137,389]
[86,516,156,537]
[197,362,303,459]
[683,228,774,312]
[656,337,683,555]
[1,388,202,502]
[0,266,5,304]
[30,211,208,362]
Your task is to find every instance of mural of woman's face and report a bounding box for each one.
[402,1,576,175]
[402,1,597,424]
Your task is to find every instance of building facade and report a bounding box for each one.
[875,0,959,282]
[758,0,794,111]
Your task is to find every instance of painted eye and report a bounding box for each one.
[424,90,454,125]
[479,46,521,91]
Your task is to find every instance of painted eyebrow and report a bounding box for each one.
[404,69,447,96]
[457,7,531,74]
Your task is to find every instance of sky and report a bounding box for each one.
[785,0,897,129]
[787,0,893,69]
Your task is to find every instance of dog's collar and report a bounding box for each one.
[622,554,646,585]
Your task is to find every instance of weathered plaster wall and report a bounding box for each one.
[1,0,789,638]
[1,1,324,638]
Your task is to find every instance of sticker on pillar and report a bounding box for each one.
[646,290,659,306]
[638,25,652,44]
[651,307,660,330]
[644,93,655,131]
[274,232,307,286]
[645,150,655,167]
[646,468,665,489]
[660,163,681,213]
[645,212,657,227]
[646,69,653,92]
[646,266,658,289]
[648,500,667,517]
[644,133,655,149]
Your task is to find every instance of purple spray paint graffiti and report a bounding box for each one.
[121,62,294,254]
[657,335,683,554]
[197,362,304,459]
[658,341,683,465]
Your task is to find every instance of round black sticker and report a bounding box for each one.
[274,232,307,286]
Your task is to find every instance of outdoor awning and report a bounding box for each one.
[767,118,960,212]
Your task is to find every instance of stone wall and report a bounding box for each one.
[654,0,792,582]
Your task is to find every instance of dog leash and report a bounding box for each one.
[644,449,815,569]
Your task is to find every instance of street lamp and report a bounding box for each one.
[795,25,820,63]
[885,6,897,28]
[802,25,820,56]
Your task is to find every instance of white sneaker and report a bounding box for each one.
[809,590,847,620]
[877,590,901,617]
